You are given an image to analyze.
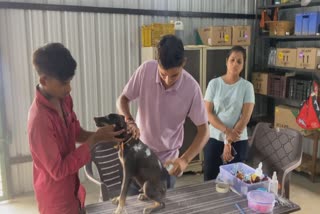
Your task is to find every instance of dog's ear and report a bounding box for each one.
[119,115,125,122]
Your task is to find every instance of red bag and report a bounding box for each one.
[296,82,320,130]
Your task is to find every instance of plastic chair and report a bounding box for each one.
[84,142,123,201]
[247,122,303,198]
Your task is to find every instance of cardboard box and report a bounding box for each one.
[276,48,297,68]
[232,26,251,46]
[296,48,320,70]
[198,26,232,46]
[141,47,157,63]
[252,72,268,95]
[274,105,312,136]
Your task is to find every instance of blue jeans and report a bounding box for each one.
[127,174,176,196]
[203,138,248,181]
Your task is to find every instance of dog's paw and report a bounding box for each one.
[111,196,120,205]
[143,207,153,214]
[113,206,127,214]
[138,193,148,201]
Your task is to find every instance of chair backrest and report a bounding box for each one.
[247,122,303,198]
[90,142,123,200]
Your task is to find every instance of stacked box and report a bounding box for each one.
[296,48,320,70]
[232,26,251,46]
[267,74,288,98]
[198,26,232,46]
[252,72,268,95]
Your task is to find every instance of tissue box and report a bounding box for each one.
[219,163,270,195]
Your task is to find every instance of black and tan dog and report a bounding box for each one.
[94,113,168,214]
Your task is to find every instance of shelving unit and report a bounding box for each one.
[258,0,320,9]
[254,0,320,182]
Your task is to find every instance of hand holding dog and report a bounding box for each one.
[89,125,125,147]
[127,121,140,139]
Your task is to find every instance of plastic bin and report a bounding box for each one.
[219,163,270,195]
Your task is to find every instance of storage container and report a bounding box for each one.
[219,163,270,195]
[247,190,275,213]
[266,21,294,36]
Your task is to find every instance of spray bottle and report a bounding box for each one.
[268,171,279,196]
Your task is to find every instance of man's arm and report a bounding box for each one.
[116,95,134,121]
[180,123,209,164]
[167,123,209,177]
[76,127,94,143]
[117,95,140,138]
[76,126,125,148]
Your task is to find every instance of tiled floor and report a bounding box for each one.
[0,172,319,214]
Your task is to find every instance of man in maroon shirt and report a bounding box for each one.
[27,43,124,214]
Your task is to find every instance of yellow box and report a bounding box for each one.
[276,48,297,68]
[141,23,175,47]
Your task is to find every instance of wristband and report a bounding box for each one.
[223,127,228,134]
[125,116,134,123]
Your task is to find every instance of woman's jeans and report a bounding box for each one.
[203,138,248,181]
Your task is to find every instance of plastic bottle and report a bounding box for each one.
[255,162,263,179]
[268,171,279,196]
[174,21,184,42]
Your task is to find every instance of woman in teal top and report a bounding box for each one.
[203,46,255,180]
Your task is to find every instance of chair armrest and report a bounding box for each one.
[84,161,104,186]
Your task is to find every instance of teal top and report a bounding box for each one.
[204,77,255,141]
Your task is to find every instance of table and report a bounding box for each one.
[86,181,300,214]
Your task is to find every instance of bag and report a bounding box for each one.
[296,82,320,130]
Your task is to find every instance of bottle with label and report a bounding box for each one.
[268,171,279,196]
[174,21,184,42]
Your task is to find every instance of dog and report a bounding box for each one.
[94,113,168,214]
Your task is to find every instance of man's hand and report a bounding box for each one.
[127,121,140,139]
[164,157,188,177]
[222,143,234,163]
[88,125,125,148]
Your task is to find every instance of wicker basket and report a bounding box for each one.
[266,21,294,36]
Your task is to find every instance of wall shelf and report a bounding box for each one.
[255,93,302,108]
[268,65,320,74]
[260,35,320,40]
[258,1,320,10]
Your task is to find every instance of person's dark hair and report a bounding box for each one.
[32,43,77,81]
[226,45,247,65]
[157,35,184,70]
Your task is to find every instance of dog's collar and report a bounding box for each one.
[122,136,133,145]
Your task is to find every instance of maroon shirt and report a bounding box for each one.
[27,87,90,214]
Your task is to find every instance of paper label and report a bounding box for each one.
[225,34,230,42]
[278,52,283,60]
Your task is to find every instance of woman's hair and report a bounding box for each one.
[226,45,246,64]
[157,35,184,70]
[32,43,77,81]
